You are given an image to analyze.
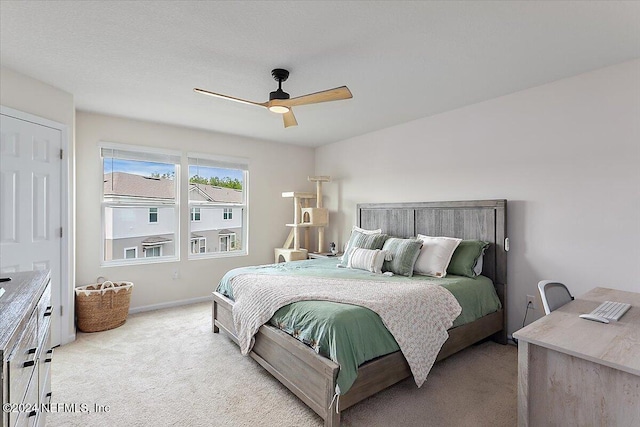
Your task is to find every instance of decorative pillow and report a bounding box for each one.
[447,240,490,278]
[473,253,484,276]
[353,225,383,235]
[381,238,423,277]
[413,235,462,278]
[346,247,387,274]
[340,228,387,266]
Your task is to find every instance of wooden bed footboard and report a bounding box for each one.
[212,290,504,426]
[213,291,340,426]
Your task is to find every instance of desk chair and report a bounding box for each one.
[538,280,574,315]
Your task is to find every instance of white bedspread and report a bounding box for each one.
[230,273,462,388]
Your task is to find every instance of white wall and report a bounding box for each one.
[76,111,315,310]
[1,67,75,127]
[316,59,640,335]
[1,66,76,344]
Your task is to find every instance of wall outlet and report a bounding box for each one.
[526,294,537,310]
[172,270,180,280]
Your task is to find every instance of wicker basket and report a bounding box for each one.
[75,281,133,332]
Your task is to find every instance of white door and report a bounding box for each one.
[1,113,62,345]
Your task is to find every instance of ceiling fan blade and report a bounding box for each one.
[193,88,266,108]
[281,86,352,107]
[283,109,298,128]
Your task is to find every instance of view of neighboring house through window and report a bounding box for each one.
[190,207,201,221]
[101,144,180,264]
[145,245,162,257]
[149,207,158,223]
[124,247,137,259]
[188,154,247,258]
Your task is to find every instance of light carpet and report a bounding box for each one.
[48,302,517,427]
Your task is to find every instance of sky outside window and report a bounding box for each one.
[103,159,243,186]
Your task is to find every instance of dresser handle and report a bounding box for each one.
[45,358,52,363]
[46,392,52,398]
[28,410,37,417]
[23,360,35,367]
[27,347,37,354]
[44,306,53,316]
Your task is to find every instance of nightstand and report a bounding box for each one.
[308,252,342,259]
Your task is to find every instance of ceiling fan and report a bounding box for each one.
[194,69,352,128]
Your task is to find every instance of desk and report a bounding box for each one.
[513,287,640,426]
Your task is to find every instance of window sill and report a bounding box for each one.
[101,256,179,268]
[188,250,248,261]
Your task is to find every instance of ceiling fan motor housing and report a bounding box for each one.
[270,89,290,101]
[270,68,290,100]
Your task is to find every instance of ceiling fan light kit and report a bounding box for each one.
[194,68,352,128]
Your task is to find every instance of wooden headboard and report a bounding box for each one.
[357,200,507,316]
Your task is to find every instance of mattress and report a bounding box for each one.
[216,257,502,394]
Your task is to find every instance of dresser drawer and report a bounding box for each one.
[37,281,52,333]
[38,328,52,405]
[8,312,38,410]
[12,374,39,427]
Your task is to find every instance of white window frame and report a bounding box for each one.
[190,207,201,222]
[219,233,236,252]
[149,207,158,223]
[100,142,181,266]
[124,247,138,259]
[223,208,232,220]
[188,153,248,260]
[144,245,162,257]
[190,237,206,254]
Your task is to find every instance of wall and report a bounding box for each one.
[316,59,640,335]
[76,112,315,310]
[1,67,75,127]
[1,66,76,344]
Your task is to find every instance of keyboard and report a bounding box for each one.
[590,301,631,321]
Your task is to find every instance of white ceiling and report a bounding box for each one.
[1,1,639,147]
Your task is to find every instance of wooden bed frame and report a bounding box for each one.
[212,200,507,427]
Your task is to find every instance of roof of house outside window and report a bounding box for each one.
[104,172,175,200]
[141,236,172,246]
[104,172,242,203]
[189,183,242,203]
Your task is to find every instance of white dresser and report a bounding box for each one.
[1,270,53,427]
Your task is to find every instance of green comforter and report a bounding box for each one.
[217,258,501,394]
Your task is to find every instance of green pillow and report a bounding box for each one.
[381,238,423,277]
[340,231,387,267]
[447,240,490,278]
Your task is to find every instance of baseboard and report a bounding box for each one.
[128,295,212,314]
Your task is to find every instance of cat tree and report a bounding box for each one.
[274,176,330,263]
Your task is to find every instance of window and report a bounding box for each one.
[149,208,158,223]
[188,154,248,258]
[190,207,201,221]
[101,143,180,265]
[124,247,137,259]
[144,245,162,257]
[190,236,206,254]
[219,233,236,251]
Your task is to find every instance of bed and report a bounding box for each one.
[212,200,507,427]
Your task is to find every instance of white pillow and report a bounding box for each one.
[353,225,383,235]
[414,235,462,278]
[346,247,387,274]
